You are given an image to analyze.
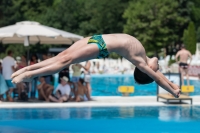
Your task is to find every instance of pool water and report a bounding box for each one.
[90,75,200,96]
[0,106,200,133]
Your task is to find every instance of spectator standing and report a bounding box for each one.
[2,50,16,101]
[49,76,71,102]
[82,61,92,100]
[175,45,192,86]
[0,62,8,102]
[71,64,82,83]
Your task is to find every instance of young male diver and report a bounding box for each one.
[12,34,181,98]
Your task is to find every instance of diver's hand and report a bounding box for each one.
[170,83,181,98]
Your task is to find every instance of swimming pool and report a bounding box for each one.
[90,74,200,96]
[0,106,199,133]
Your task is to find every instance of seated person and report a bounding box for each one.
[16,82,27,100]
[37,76,54,102]
[58,67,70,83]
[49,76,71,103]
[73,78,88,102]
[67,81,76,101]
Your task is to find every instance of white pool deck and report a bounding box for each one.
[0,96,200,108]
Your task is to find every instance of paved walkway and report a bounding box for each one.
[0,96,200,108]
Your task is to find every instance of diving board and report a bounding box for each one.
[157,73,193,104]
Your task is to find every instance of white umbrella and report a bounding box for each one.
[0,21,83,45]
[0,21,84,62]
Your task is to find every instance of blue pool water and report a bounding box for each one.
[89,75,200,96]
[0,106,200,133]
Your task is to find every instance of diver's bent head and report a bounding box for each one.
[134,57,159,84]
[134,67,154,84]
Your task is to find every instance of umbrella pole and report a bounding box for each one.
[24,36,30,66]
[24,36,36,99]
[27,46,29,66]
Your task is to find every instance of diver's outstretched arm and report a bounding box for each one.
[136,61,180,98]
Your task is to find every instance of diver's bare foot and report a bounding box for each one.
[12,72,33,83]
[11,67,28,79]
[173,89,181,98]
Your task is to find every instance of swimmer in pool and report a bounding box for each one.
[11,34,181,98]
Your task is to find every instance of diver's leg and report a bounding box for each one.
[12,37,91,79]
[12,38,99,83]
[12,57,58,79]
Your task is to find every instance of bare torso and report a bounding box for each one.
[102,34,147,64]
[176,49,192,63]
[77,82,85,96]
[68,33,147,65]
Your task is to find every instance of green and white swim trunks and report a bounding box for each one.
[87,35,109,59]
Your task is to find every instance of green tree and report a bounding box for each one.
[183,21,196,54]
[12,0,54,22]
[78,0,130,36]
[190,0,200,42]
[197,27,200,42]
[0,44,26,59]
[190,0,200,28]
[40,0,83,35]
[41,0,130,36]
[0,0,23,27]
[123,0,190,56]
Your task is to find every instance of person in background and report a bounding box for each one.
[37,76,54,102]
[29,54,39,98]
[71,63,82,83]
[30,54,38,65]
[16,55,27,69]
[0,62,8,102]
[42,53,48,61]
[58,67,70,83]
[96,61,100,74]
[74,78,87,102]
[16,55,27,100]
[49,76,71,103]
[68,81,76,101]
[175,44,192,86]
[82,61,92,100]
[2,50,17,102]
